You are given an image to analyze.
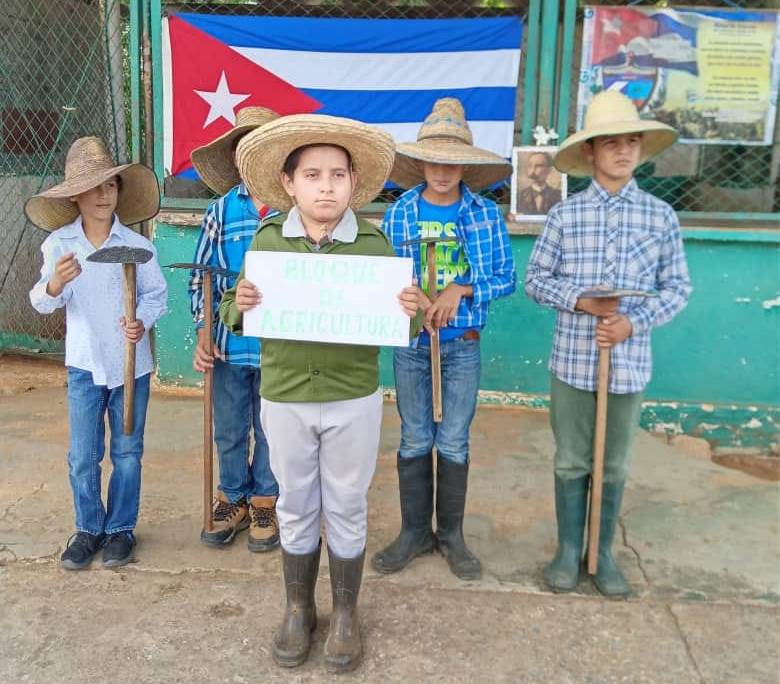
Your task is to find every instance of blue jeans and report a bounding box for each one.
[213,359,278,501]
[66,367,151,536]
[393,338,481,465]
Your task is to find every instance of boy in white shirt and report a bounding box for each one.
[28,136,167,569]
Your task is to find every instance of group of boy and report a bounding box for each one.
[27,89,690,672]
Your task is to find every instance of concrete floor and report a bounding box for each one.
[0,355,778,683]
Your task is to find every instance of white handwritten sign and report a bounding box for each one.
[243,251,414,347]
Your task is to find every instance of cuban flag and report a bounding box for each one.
[591,6,775,81]
[162,13,522,181]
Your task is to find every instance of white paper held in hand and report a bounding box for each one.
[243,251,414,347]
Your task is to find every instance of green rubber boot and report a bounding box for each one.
[592,481,630,598]
[543,475,589,592]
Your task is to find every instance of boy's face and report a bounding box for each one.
[584,133,642,185]
[421,162,463,200]
[71,178,119,224]
[282,145,355,225]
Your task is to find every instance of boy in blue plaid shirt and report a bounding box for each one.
[188,107,281,552]
[526,92,691,596]
[374,98,516,581]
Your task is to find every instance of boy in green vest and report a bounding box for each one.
[220,114,420,671]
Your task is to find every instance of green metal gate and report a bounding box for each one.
[0,0,140,353]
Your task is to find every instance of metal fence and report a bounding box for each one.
[1,0,777,352]
[158,0,779,217]
[0,0,131,352]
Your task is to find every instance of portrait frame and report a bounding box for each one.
[510,146,567,222]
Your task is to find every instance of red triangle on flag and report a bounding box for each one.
[168,14,321,176]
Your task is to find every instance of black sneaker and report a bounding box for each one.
[102,532,135,568]
[60,532,104,570]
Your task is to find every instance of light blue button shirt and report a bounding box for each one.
[29,216,168,389]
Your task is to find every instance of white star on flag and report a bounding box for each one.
[601,16,623,35]
[195,71,250,128]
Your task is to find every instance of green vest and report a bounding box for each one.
[220,212,397,403]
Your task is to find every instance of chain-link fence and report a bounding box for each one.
[1,0,777,352]
[160,0,779,216]
[0,0,130,352]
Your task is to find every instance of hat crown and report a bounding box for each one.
[417,97,473,145]
[235,106,279,129]
[64,137,116,181]
[584,91,642,130]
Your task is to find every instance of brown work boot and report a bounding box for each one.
[248,495,280,553]
[200,491,249,547]
[324,547,365,673]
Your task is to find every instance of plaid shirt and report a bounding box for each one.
[525,179,691,394]
[188,183,275,366]
[382,183,516,336]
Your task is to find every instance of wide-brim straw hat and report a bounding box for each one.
[390,97,512,191]
[25,137,159,232]
[191,106,279,194]
[554,91,678,177]
[236,114,395,211]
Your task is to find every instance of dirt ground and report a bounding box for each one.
[1,353,778,683]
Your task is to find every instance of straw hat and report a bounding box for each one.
[191,106,279,194]
[236,114,395,211]
[390,98,512,191]
[25,137,159,232]
[554,91,678,177]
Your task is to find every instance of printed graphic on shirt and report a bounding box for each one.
[417,198,469,296]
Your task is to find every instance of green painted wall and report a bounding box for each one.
[153,222,779,450]
[153,224,202,386]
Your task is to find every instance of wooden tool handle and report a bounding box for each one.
[123,263,137,436]
[426,242,443,423]
[431,329,443,422]
[203,272,215,533]
[587,346,611,575]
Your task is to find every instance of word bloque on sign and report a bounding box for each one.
[243,251,414,347]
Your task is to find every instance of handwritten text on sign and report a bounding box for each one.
[243,251,414,347]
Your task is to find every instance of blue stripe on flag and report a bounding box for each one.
[653,13,697,48]
[175,13,522,53]
[303,87,516,123]
[177,166,199,180]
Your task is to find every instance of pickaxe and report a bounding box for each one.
[401,235,462,423]
[166,263,238,534]
[582,287,657,576]
[87,246,153,435]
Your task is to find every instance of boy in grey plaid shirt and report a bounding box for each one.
[526,91,691,596]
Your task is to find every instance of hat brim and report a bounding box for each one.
[24,163,160,232]
[191,125,256,195]
[236,115,395,211]
[390,139,512,191]
[554,120,678,177]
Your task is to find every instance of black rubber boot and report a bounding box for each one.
[272,541,321,667]
[324,547,365,673]
[434,454,481,580]
[542,475,589,592]
[371,453,434,574]
[592,481,630,597]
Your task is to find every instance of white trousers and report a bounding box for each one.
[260,390,382,558]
